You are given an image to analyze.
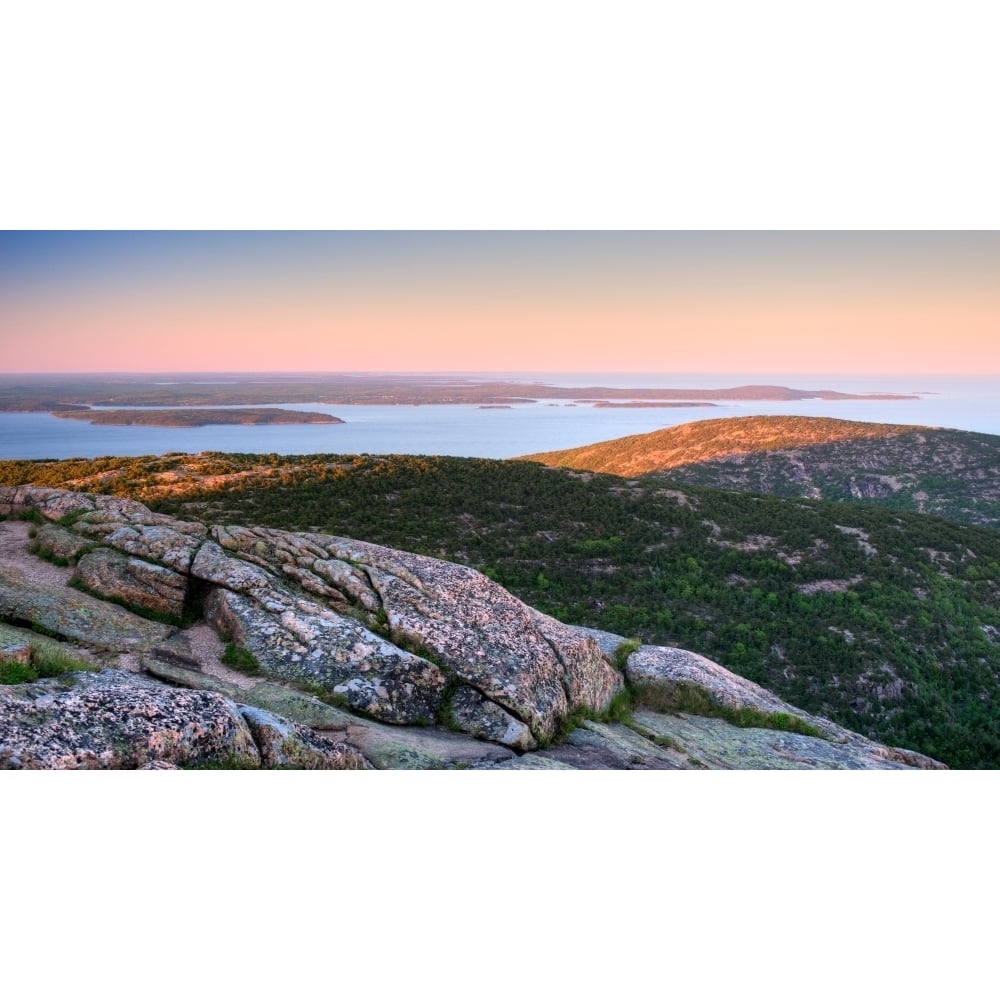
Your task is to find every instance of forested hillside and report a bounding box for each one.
[527,416,1000,530]
[525,415,921,475]
[3,451,1000,767]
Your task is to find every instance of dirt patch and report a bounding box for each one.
[183,621,259,691]
[0,520,76,586]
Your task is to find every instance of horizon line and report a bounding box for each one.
[0,370,993,379]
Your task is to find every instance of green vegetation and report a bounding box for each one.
[6,450,1000,767]
[528,417,1000,532]
[0,645,96,685]
[633,681,822,737]
[220,643,261,675]
[525,415,922,477]
[181,753,260,770]
[614,639,642,671]
[29,542,71,567]
[546,686,638,746]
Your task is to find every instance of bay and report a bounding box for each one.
[1,373,998,461]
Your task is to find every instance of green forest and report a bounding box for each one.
[4,450,1000,768]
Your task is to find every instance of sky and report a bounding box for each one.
[1,231,998,375]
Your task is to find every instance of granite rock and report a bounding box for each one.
[74,548,188,620]
[0,669,260,769]
[237,705,372,769]
[0,565,174,651]
[204,587,448,725]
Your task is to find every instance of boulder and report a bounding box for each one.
[0,622,100,670]
[1,486,96,521]
[74,519,202,573]
[74,548,188,620]
[448,686,536,750]
[317,535,624,744]
[32,523,91,563]
[0,622,32,665]
[148,631,204,671]
[205,523,626,744]
[0,670,261,769]
[563,624,630,660]
[145,658,242,697]
[237,706,371,769]
[169,676,517,770]
[190,540,276,597]
[204,587,448,725]
[245,682,516,769]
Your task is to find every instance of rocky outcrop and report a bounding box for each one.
[0,487,947,769]
[204,586,448,725]
[448,686,535,750]
[208,524,625,744]
[32,523,90,563]
[0,670,261,769]
[0,565,174,650]
[142,662,518,769]
[526,719,682,770]
[621,645,946,769]
[237,706,371,770]
[0,668,370,770]
[625,644,809,719]
[74,548,188,620]
[73,515,202,574]
[629,710,941,770]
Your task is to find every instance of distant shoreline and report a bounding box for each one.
[0,373,923,412]
[53,407,344,428]
[585,400,718,409]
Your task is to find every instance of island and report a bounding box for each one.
[585,401,719,409]
[53,408,344,428]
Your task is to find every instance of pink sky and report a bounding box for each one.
[1,232,997,373]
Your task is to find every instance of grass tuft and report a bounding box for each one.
[0,645,97,685]
[220,642,261,675]
[613,638,641,672]
[635,680,822,738]
[29,542,71,567]
[181,753,260,770]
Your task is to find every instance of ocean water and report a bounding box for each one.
[1,373,998,461]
